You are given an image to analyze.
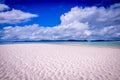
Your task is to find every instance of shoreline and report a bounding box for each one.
[0,42,120,49]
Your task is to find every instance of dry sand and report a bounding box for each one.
[0,44,120,80]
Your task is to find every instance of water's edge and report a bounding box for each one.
[0,41,120,47]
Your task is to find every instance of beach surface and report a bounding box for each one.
[0,44,120,80]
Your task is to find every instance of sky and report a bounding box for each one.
[0,0,120,41]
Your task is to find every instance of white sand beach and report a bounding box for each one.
[0,44,120,80]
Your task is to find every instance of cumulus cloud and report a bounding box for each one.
[61,3,120,28]
[0,3,120,41]
[0,4,38,24]
[0,4,9,11]
[1,22,90,40]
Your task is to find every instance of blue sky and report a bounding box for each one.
[4,0,120,26]
[0,0,120,41]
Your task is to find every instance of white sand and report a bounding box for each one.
[0,44,120,80]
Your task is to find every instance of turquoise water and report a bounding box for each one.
[0,41,120,47]
[62,41,120,47]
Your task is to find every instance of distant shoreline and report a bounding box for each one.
[0,40,120,43]
[0,40,120,45]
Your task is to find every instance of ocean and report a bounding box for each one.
[0,41,120,47]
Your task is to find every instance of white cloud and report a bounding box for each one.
[0,4,9,11]
[0,3,120,41]
[91,25,120,39]
[1,22,90,40]
[0,4,38,24]
[61,3,120,28]
[60,6,97,25]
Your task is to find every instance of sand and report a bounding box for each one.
[0,44,120,80]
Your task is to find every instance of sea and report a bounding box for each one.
[0,41,120,47]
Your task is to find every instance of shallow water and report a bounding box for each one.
[61,41,120,47]
[0,41,120,47]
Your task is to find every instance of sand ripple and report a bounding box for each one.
[0,44,120,80]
